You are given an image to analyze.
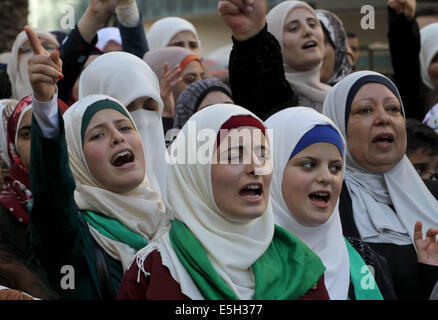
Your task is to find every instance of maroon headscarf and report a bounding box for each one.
[0,95,68,225]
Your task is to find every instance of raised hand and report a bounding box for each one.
[25,26,63,102]
[414,221,438,266]
[388,0,416,20]
[218,0,266,41]
[78,0,119,43]
[160,63,182,118]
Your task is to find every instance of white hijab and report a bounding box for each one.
[63,94,166,269]
[96,27,122,52]
[322,71,438,246]
[146,17,201,52]
[134,104,274,299]
[7,29,59,100]
[265,106,350,300]
[420,23,438,90]
[266,0,331,111]
[78,51,168,203]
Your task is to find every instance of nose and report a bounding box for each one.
[375,104,390,126]
[316,166,331,185]
[302,22,313,37]
[246,151,272,176]
[110,127,125,146]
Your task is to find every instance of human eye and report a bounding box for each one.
[329,163,342,173]
[90,132,104,141]
[184,74,197,85]
[189,42,198,50]
[307,18,317,28]
[300,160,315,170]
[387,104,401,114]
[357,105,373,114]
[18,127,31,140]
[286,22,299,32]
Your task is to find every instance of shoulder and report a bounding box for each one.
[298,274,330,300]
[118,249,190,300]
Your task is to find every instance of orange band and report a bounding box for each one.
[180,55,202,71]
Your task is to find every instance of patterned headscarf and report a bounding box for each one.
[0,95,68,225]
[316,9,353,86]
[173,78,233,129]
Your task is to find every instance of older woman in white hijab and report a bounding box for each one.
[146,17,201,56]
[78,51,168,202]
[322,70,438,300]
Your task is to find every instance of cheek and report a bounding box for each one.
[429,62,438,81]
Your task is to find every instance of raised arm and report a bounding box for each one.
[26,26,81,273]
[387,0,425,120]
[218,0,296,119]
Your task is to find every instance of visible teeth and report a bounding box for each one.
[243,194,260,198]
[247,185,260,190]
[313,192,328,197]
[112,151,132,163]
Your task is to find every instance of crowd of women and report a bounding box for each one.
[0,0,437,301]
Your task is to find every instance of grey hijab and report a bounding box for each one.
[316,9,353,86]
[173,78,233,129]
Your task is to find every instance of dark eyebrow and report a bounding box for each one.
[87,118,130,132]
[18,125,31,131]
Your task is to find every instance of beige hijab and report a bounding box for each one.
[134,104,274,299]
[7,29,59,100]
[63,94,167,269]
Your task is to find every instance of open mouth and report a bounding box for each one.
[111,150,135,167]
[372,133,394,144]
[239,183,263,199]
[309,191,330,206]
[302,40,318,49]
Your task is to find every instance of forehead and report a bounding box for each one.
[352,82,398,102]
[86,108,130,129]
[18,109,32,127]
[219,126,268,148]
[292,142,342,159]
[169,31,197,43]
[182,60,204,74]
[285,7,316,22]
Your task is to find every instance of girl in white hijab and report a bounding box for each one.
[78,51,168,202]
[266,0,331,112]
[266,106,384,300]
[146,17,201,56]
[29,93,167,300]
[322,70,438,299]
[118,104,328,300]
[7,29,59,100]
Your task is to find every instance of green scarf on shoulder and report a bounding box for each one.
[344,238,383,300]
[169,219,326,300]
[82,210,148,250]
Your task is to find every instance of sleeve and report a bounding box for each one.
[57,25,99,104]
[387,6,424,120]
[228,25,297,120]
[28,106,81,270]
[116,8,148,59]
[31,92,60,138]
[418,263,438,299]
